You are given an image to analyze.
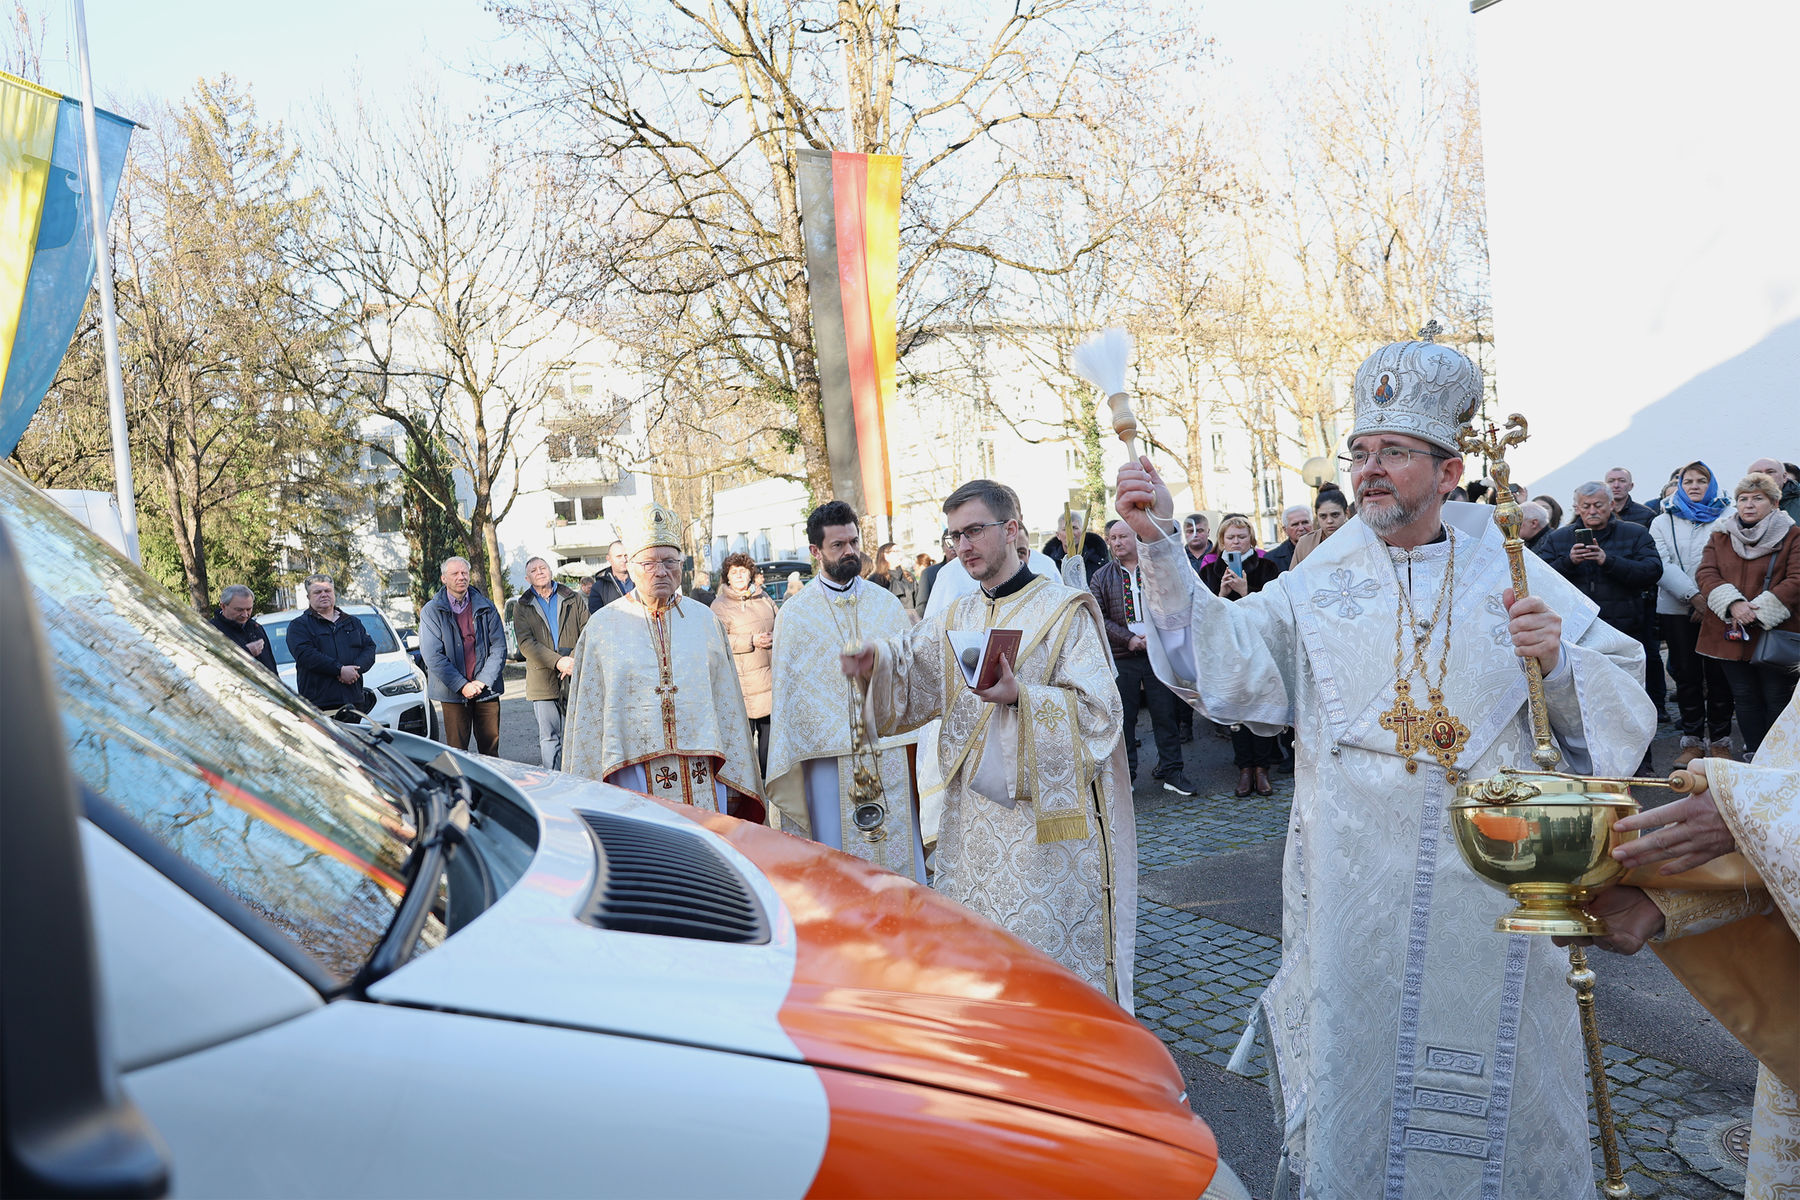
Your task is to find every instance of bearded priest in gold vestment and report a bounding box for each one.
[843,479,1137,1007]
[766,500,926,881]
[564,503,766,821]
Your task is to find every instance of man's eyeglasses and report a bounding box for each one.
[634,557,683,575]
[1338,446,1450,470]
[945,521,1006,545]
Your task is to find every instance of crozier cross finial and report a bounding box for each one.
[1416,318,1443,342]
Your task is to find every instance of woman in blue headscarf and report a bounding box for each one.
[1651,461,1734,764]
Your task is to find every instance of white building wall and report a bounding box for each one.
[1473,1,1800,505]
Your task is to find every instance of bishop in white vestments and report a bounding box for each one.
[766,500,926,881]
[844,480,1137,1006]
[1117,332,1656,1199]
[563,503,765,820]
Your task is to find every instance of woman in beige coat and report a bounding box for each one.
[712,552,778,772]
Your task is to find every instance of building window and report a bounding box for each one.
[385,569,410,596]
[375,505,404,534]
[547,433,569,461]
[1211,433,1229,474]
[552,499,576,524]
[580,496,604,522]
[1262,478,1281,511]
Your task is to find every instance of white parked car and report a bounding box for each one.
[0,464,1245,1200]
[261,603,434,738]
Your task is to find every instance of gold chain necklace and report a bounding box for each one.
[1378,531,1472,779]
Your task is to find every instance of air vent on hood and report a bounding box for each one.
[575,810,769,944]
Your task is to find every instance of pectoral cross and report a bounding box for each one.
[1380,679,1429,771]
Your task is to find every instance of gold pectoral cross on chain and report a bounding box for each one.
[1381,679,1430,769]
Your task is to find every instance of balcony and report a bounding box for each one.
[546,455,623,487]
[550,521,616,552]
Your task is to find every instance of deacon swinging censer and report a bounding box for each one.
[1448,412,1707,1200]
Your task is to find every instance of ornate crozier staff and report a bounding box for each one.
[1449,412,1674,1200]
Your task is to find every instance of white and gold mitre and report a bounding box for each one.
[1349,320,1482,455]
[623,502,683,556]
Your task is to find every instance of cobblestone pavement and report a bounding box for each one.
[1133,776,1756,1199]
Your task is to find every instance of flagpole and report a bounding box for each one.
[71,0,138,561]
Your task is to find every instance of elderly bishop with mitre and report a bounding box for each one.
[1118,329,1655,1198]
[564,503,765,820]
[766,500,926,880]
[843,479,1135,1006]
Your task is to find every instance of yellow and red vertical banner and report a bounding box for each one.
[797,148,899,517]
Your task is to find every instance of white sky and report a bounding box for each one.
[18,0,1469,133]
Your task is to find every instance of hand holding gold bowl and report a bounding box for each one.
[1449,768,1703,936]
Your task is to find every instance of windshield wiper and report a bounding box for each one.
[357,751,470,986]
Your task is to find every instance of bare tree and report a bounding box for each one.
[103,79,354,611]
[313,90,584,599]
[492,0,1147,501]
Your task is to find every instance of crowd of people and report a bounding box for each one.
[194,332,1798,1195]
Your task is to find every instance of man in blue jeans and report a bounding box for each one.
[420,556,506,756]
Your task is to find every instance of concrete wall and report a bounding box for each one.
[1472,1,1800,508]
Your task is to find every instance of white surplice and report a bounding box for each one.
[1138,503,1656,1200]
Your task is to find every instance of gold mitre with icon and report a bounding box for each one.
[623,502,684,557]
[1349,319,1483,455]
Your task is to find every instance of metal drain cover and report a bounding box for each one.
[1672,1112,1752,1191]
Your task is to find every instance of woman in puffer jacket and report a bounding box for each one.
[1696,472,1800,760]
[711,552,778,772]
[1651,461,1734,764]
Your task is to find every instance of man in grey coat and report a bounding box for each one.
[514,556,589,769]
[420,556,506,756]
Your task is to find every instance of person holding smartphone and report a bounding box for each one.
[1197,514,1283,795]
[1543,482,1664,751]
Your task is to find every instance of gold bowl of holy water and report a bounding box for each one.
[1449,773,1639,937]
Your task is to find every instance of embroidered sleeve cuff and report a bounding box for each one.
[1707,584,1747,620]
[1646,887,1772,941]
[1749,590,1792,630]
[1139,534,1199,631]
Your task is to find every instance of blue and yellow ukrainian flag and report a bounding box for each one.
[0,69,132,456]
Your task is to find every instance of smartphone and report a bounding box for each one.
[1574,528,1597,546]
[1223,550,1246,576]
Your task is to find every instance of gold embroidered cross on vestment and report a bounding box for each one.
[1380,533,1471,778]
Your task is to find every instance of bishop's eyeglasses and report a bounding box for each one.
[1338,446,1451,470]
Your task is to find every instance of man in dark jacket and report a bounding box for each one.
[1605,466,1659,527]
[916,533,951,613]
[287,575,377,712]
[1265,505,1313,574]
[1042,511,1109,579]
[1749,457,1800,525]
[210,583,277,673]
[1543,482,1663,721]
[515,556,588,769]
[588,540,634,612]
[1088,520,1191,794]
[420,556,507,756]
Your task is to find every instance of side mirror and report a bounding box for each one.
[404,633,420,653]
[0,518,171,1197]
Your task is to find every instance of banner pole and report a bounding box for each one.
[72,0,138,561]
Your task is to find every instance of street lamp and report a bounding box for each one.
[1300,456,1335,491]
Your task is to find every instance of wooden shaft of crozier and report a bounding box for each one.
[1108,392,1173,520]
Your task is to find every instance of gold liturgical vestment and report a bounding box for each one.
[563,595,764,815]
[765,576,925,880]
[1638,696,1800,1198]
[865,570,1137,1006]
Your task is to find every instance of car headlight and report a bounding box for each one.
[378,677,423,696]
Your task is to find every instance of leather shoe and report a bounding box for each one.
[1235,768,1254,797]
[1253,767,1273,796]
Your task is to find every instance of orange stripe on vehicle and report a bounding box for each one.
[661,801,1220,1191]
[199,766,405,894]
